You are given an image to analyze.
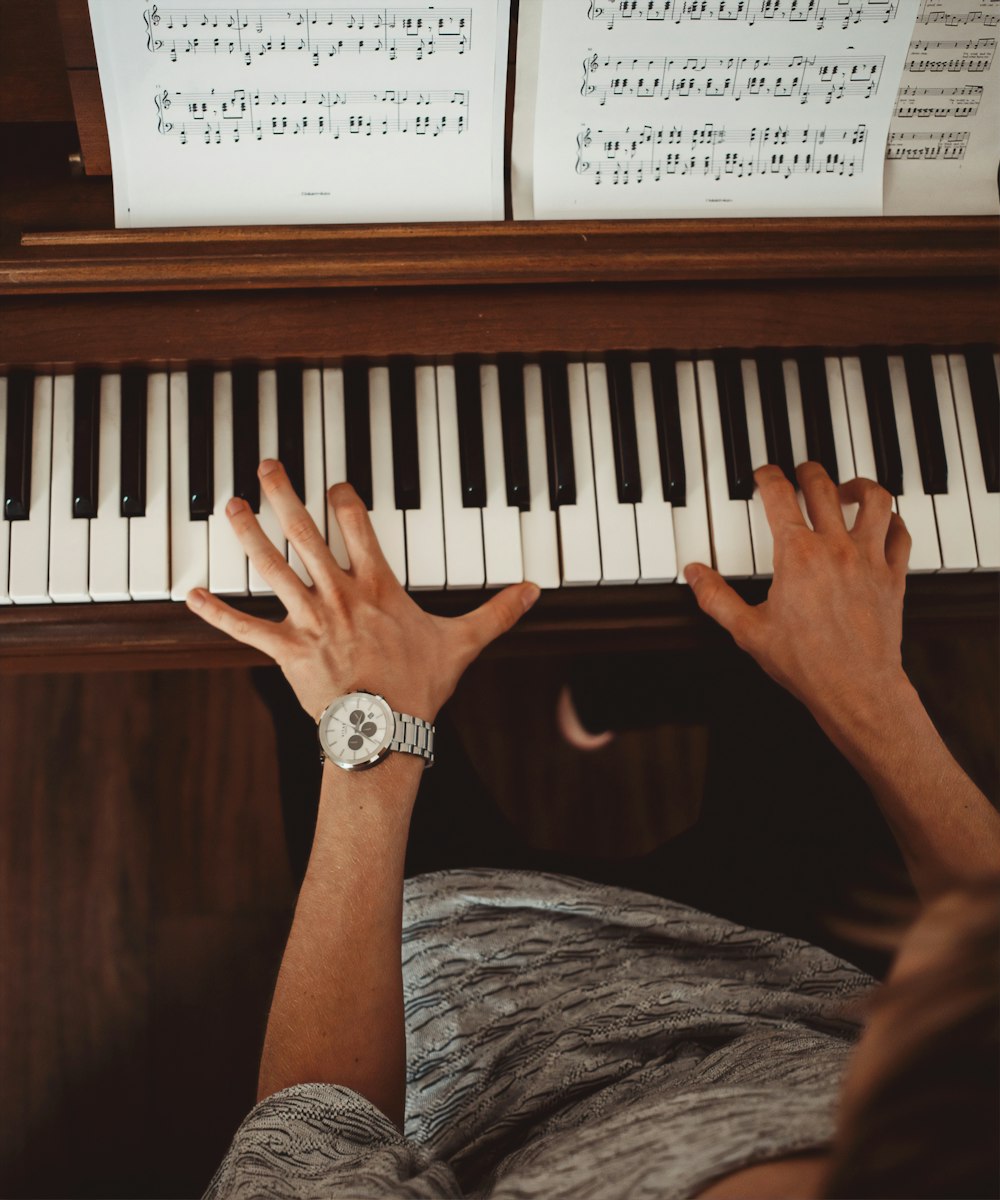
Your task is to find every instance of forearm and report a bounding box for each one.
[256,754,423,1126]
[813,673,1000,903]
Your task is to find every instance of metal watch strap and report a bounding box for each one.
[389,711,435,766]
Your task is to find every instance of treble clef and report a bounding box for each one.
[144,5,163,51]
[155,89,173,134]
[576,127,593,174]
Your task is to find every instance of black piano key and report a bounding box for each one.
[796,349,840,483]
[649,351,686,507]
[964,345,1000,493]
[187,364,214,520]
[755,349,796,483]
[903,349,948,495]
[231,363,260,512]
[4,369,33,521]
[714,353,755,501]
[72,367,101,519]
[606,353,642,504]
[388,357,421,511]
[343,359,373,510]
[119,365,148,518]
[859,349,904,495]
[497,353,530,511]
[277,364,305,502]
[454,355,487,508]
[540,353,576,508]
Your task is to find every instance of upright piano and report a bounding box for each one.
[1,2,997,672]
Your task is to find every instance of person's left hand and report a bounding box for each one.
[186,459,540,722]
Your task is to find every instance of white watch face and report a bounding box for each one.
[319,692,395,770]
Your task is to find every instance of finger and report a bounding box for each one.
[885,511,912,577]
[838,477,894,547]
[186,588,286,658]
[257,459,343,591]
[796,461,845,535]
[328,482,392,579]
[684,563,757,649]
[225,497,314,623]
[458,582,541,656]
[755,465,808,536]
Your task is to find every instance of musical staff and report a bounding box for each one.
[894,82,982,114]
[916,0,999,25]
[154,86,468,143]
[580,52,886,104]
[886,127,970,153]
[143,5,473,65]
[905,36,997,69]
[586,0,902,30]
[575,121,868,182]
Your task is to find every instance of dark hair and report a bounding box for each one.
[823,880,999,1199]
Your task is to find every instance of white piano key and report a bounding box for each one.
[208,371,249,596]
[519,363,560,590]
[781,358,813,527]
[696,360,754,579]
[949,353,1000,570]
[129,372,170,600]
[288,368,327,586]
[368,366,407,586]
[630,361,677,583]
[671,360,713,582]
[9,375,53,604]
[49,376,91,602]
[825,356,860,530]
[0,377,8,604]
[929,355,977,572]
[479,364,524,587]
[405,365,447,590]
[89,374,130,602]
[585,362,639,585]
[741,359,774,578]
[169,370,209,601]
[841,355,880,484]
[436,364,485,589]
[321,367,351,570]
[250,369,285,595]
[887,356,942,573]
[558,363,602,587]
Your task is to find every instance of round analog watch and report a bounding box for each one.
[317,690,435,771]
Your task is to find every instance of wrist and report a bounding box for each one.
[810,669,923,758]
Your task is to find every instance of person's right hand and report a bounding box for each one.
[683,463,912,724]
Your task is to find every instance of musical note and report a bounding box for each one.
[574,121,869,181]
[155,86,470,143]
[142,5,473,64]
[580,51,886,104]
[894,82,983,115]
[905,35,996,69]
[886,127,971,154]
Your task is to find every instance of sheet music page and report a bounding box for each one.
[883,0,1000,213]
[515,0,920,219]
[89,2,511,226]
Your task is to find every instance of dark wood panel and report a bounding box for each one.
[0,1,74,123]
[1,278,997,371]
[1,576,995,674]
[56,0,97,67]
[5,216,997,293]
[67,71,112,175]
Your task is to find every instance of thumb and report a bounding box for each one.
[459,581,541,656]
[684,563,755,647]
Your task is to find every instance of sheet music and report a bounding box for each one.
[513,0,919,219]
[883,0,1000,213]
[89,3,511,226]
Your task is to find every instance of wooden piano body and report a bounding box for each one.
[0,0,997,672]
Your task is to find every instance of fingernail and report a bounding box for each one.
[259,459,279,477]
[522,583,541,611]
[226,497,244,517]
[683,564,704,586]
[187,588,205,610]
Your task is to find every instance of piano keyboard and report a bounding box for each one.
[1,347,997,605]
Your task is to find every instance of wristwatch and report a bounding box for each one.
[316,690,435,771]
